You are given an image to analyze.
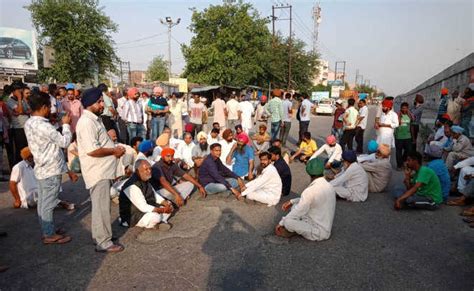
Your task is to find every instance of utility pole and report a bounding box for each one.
[160,17,181,79]
[271,4,293,90]
[312,2,321,52]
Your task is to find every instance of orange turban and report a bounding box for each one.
[222,128,233,139]
[127,87,139,98]
[20,147,32,160]
[441,88,448,95]
[272,89,282,97]
[378,144,391,157]
[161,147,175,158]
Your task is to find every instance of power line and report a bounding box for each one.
[117,41,169,50]
[115,32,167,46]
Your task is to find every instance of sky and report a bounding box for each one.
[0,0,473,95]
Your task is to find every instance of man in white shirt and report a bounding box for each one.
[211,94,227,131]
[330,150,369,202]
[219,128,236,170]
[241,152,282,206]
[309,134,342,169]
[76,87,126,253]
[280,93,293,147]
[355,99,368,154]
[376,99,399,148]
[119,159,173,230]
[239,94,254,134]
[175,132,195,170]
[123,87,145,144]
[24,91,76,244]
[298,94,313,144]
[188,94,207,138]
[9,147,38,209]
[340,98,358,151]
[226,93,241,130]
[276,158,336,241]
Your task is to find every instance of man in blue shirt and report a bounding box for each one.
[226,134,255,180]
[426,158,451,202]
[147,87,169,141]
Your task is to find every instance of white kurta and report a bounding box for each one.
[330,162,369,202]
[376,110,399,148]
[219,139,236,170]
[309,143,342,163]
[241,164,282,206]
[454,157,474,195]
[279,177,336,241]
[239,101,255,134]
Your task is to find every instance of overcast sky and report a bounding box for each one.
[1,0,472,95]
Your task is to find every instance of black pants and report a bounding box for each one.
[298,121,310,144]
[12,128,28,166]
[395,138,412,168]
[355,127,365,154]
[340,129,356,151]
[117,118,128,145]
[191,123,203,140]
[5,129,14,170]
[411,124,419,148]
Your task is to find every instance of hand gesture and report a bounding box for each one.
[281,201,292,212]
[230,188,241,198]
[198,186,207,198]
[394,199,402,210]
[68,171,78,183]
[113,146,126,158]
[61,112,71,125]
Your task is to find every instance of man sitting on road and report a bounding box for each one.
[445,125,474,171]
[394,151,442,210]
[290,131,318,163]
[360,144,392,193]
[192,131,210,171]
[330,150,369,202]
[227,134,254,180]
[119,159,173,230]
[447,156,474,207]
[155,147,207,202]
[309,135,342,169]
[175,132,195,171]
[252,124,271,154]
[268,146,292,197]
[271,139,290,164]
[240,152,282,206]
[136,140,155,167]
[275,158,336,241]
[198,143,246,198]
[219,129,236,170]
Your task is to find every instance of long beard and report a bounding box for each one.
[199,142,208,151]
[237,145,245,154]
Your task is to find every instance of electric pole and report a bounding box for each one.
[160,17,181,79]
[312,2,321,52]
[271,4,293,90]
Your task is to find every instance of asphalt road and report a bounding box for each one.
[0,106,472,290]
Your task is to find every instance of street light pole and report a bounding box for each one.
[160,17,181,79]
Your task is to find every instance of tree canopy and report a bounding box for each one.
[146,55,169,82]
[27,0,118,83]
[182,3,319,91]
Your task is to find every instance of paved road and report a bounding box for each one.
[0,106,472,289]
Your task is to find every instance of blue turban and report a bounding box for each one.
[367,140,378,154]
[65,83,75,90]
[138,140,154,153]
[451,125,464,134]
[342,150,357,163]
[81,88,102,108]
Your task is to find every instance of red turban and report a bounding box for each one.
[184,123,194,133]
[237,133,249,144]
[441,88,448,95]
[127,87,139,98]
[260,95,267,102]
[161,147,175,158]
[382,99,393,109]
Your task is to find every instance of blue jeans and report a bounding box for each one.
[204,178,239,195]
[270,121,281,141]
[37,175,62,236]
[127,123,145,144]
[151,116,166,142]
[392,188,438,210]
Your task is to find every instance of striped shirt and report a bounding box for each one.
[123,99,143,123]
[266,97,284,123]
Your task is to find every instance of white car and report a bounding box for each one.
[315,99,335,115]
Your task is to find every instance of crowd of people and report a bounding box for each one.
[0,81,472,263]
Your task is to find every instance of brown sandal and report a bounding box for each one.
[43,234,72,245]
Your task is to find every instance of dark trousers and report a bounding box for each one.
[410,124,419,149]
[5,129,14,170]
[355,127,365,154]
[191,123,203,140]
[298,121,310,144]
[117,118,128,145]
[340,128,356,151]
[395,138,412,168]
[101,115,119,137]
[12,128,28,165]
[279,121,291,147]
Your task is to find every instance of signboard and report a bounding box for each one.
[331,85,345,98]
[168,77,188,93]
[0,27,38,72]
[311,91,329,102]
[327,80,343,86]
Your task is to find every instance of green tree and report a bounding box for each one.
[355,84,375,94]
[146,55,169,82]
[27,0,118,83]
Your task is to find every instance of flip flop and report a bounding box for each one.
[43,235,72,245]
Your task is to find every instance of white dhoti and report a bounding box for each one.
[376,127,395,148]
[158,181,194,201]
[282,215,329,241]
[136,212,171,229]
[242,189,275,206]
[458,166,474,195]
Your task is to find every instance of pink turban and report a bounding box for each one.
[260,95,267,102]
[153,86,163,95]
[127,87,139,98]
[237,133,249,144]
[326,135,336,145]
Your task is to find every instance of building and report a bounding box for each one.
[130,70,147,86]
[398,53,474,110]
[313,60,329,86]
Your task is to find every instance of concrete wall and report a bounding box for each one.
[397,53,474,110]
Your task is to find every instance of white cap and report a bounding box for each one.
[468,83,474,91]
[336,99,343,105]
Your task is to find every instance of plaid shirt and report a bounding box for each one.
[266,97,284,123]
[24,116,72,180]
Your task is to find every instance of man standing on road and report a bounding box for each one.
[375,99,399,148]
[297,93,313,145]
[147,87,169,142]
[355,99,368,154]
[123,87,145,144]
[24,92,76,244]
[226,93,241,130]
[239,94,254,134]
[340,98,358,151]
[7,81,31,165]
[280,92,293,147]
[76,87,126,253]
[211,94,227,132]
[266,89,284,141]
[188,94,207,139]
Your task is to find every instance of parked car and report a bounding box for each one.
[315,98,335,115]
[0,37,32,59]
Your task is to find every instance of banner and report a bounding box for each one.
[331,85,344,98]
[0,27,38,71]
[168,77,188,93]
[311,91,330,102]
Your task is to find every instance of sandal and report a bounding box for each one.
[42,234,72,245]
